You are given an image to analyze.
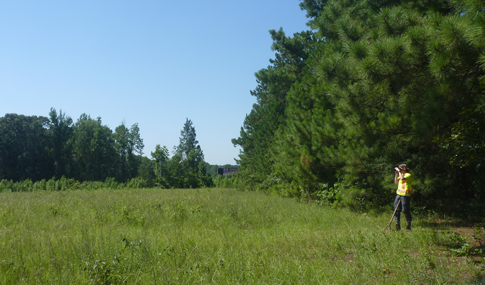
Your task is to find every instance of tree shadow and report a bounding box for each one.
[417,220,485,260]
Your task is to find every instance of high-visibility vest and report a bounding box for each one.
[396,173,412,196]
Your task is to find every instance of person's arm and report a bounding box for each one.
[394,168,405,184]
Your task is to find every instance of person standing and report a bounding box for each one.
[394,164,413,231]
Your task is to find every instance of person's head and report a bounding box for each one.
[398,164,407,172]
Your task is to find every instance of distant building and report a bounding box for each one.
[217,167,239,176]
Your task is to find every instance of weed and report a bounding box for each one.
[83,258,121,284]
[450,243,472,256]
[120,236,142,250]
[228,202,239,220]
[473,224,485,247]
[440,231,467,248]
[50,207,60,216]
[192,205,202,213]
[172,201,188,220]
[120,205,145,225]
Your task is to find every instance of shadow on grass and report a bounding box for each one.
[417,220,485,261]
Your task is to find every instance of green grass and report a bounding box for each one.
[0,188,483,284]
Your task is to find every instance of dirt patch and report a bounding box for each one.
[419,219,485,272]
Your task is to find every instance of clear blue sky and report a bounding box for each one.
[0,1,310,165]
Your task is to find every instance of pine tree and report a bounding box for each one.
[175,118,200,159]
[232,29,317,189]
[172,118,212,188]
[271,0,485,211]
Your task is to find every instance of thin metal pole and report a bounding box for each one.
[384,199,401,231]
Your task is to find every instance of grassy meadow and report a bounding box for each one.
[0,188,483,284]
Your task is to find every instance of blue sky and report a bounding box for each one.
[0,1,310,165]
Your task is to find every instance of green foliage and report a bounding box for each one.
[175,118,200,159]
[161,119,213,189]
[137,156,156,187]
[0,110,219,190]
[235,0,485,216]
[214,174,239,188]
[0,176,158,192]
[83,258,122,284]
[71,114,117,181]
[232,29,317,190]
[0,113,53,181]
[49,108,74,178]
[151,144,170,187]
[113,123,131,182]
[0,110,151,186]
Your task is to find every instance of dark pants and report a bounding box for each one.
[394,195,412,225]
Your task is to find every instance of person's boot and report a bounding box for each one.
[406,222,411,231]
[395,223,401,231]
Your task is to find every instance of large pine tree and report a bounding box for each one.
[237,0,485,214]
[232,29,317,190]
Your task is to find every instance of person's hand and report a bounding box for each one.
[394,167,400,172]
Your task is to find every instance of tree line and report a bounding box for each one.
[233,0,485,216]
[0,110,224,189]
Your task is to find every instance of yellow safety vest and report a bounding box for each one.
[396,173,412,196]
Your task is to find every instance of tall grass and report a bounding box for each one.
[0,188,482,284]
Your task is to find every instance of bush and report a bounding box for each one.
[214,174,238,188]
[127,177,148,189]
[33,179,46,191]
